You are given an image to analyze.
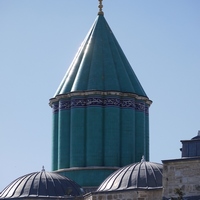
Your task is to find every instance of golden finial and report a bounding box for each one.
[98,0,104,15]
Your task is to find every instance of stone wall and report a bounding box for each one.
[84,189,162,200]
[162,157,200,199]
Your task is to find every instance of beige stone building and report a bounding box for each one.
[162,158,200,199]
[84,189,162,200]
[162,131,200,200]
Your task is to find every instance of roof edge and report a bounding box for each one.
[162,156,200,163]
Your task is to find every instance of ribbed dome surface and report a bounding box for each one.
[0,169,84,199]
[97,161,163,191]
[55,14,147,97]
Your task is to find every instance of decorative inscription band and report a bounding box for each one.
[52,97,149,114]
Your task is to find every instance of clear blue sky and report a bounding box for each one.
[0,0,200,191]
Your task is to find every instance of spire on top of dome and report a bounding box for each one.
[141,155,146,162]
[98,0,104,15]
[41,166,45,171]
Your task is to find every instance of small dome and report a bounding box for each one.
[97,161,163,191]
[192,135,200,140]
[0,169,84,199]
[191,130,200,140]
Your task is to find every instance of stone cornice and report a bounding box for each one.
[49,90,152,107]
[162,156,200,163]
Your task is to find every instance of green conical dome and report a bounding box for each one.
[50,12,152,189]
[54,15,147,97]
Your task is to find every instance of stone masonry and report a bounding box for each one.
[84,189,162,200]
[162,157,200,199]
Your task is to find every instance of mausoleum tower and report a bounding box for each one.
[49,1,152,188]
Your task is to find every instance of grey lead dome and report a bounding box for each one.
[97,161,163,191]
[0,170,84,199]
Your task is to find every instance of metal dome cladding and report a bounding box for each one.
[0,169,84,199]
[97,161,163,191]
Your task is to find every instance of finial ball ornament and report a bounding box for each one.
[98,0,104,15]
